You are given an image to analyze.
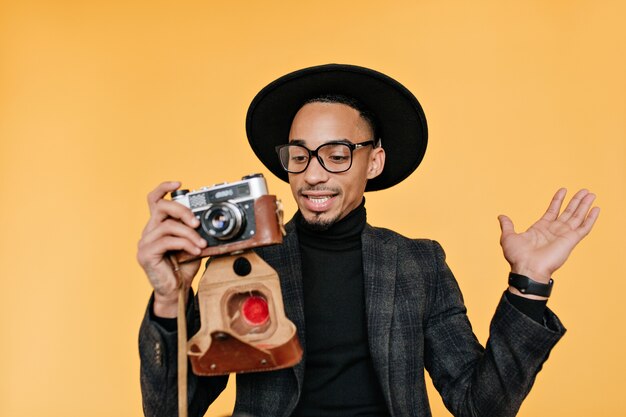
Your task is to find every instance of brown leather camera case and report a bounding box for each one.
[187,250,303,375]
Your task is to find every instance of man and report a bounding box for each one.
[137,64,599,416]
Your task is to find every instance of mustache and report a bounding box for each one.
[297,186,341,196]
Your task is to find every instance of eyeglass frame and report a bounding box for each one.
[275,140,377,174]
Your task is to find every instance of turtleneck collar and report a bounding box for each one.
[294,198,367,251]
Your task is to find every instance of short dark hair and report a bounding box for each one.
[303,94,379,142]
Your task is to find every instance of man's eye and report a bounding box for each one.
[328,155,350,162]
[291,155,309,163]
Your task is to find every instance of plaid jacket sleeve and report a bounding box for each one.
[138,292,228,417]
[423,240,565,417]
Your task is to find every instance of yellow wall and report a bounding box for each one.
[1,1,624,416]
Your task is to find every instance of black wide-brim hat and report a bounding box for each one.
[246,63,428,191]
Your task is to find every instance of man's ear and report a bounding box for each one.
[367,146,386,180]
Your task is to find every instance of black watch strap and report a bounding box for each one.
[508,272,553,297]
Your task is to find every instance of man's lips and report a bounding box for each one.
[299,191,339,212]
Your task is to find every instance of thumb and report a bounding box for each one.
[498,215,516,238]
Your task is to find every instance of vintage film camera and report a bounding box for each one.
[171,174,302,376]
[172,173,284,262]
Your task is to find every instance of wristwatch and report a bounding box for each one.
[508,272,553,297]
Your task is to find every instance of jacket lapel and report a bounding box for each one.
[272,222,307,391]
[362,224,397,407]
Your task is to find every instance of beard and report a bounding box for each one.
[296,185,342,231]
[300,212,341,231]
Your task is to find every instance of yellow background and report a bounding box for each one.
[1,1,625,416]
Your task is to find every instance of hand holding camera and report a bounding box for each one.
[137,180,208,318]
[138,174,284,314]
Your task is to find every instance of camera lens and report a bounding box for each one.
[210,211,229,231]
[202,202,245,240]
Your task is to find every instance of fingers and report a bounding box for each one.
[564,191,596,227]
[544,187,600,234]
[143,181,183,235]
[145,218,206,245]
[141,219,207,255]
[577,206,601,237]
[136,225,205,295]
[147,181,181,211]
[140,235,203,263]
[558,188,590,223]
[142,199,200,237]
[138,215,207,273]
[138,181,204,269]
[541,188,567,221]
[137,182,206,304]
[498,215,516,240]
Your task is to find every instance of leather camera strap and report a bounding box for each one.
[169,255,188,417]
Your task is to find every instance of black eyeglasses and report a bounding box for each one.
[275,140,375,174]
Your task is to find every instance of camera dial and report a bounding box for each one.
[202,202,246,240]
[171,189,189,199]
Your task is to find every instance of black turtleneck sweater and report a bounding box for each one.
[292,200,390,417]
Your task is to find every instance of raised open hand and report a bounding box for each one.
[498,188,600,285]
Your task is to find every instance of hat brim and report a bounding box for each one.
[246,63,428,191]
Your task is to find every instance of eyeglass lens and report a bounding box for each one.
[280,143,353,173]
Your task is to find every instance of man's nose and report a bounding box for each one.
[303,156,329,185]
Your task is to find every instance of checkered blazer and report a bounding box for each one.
[140,221,565,417]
